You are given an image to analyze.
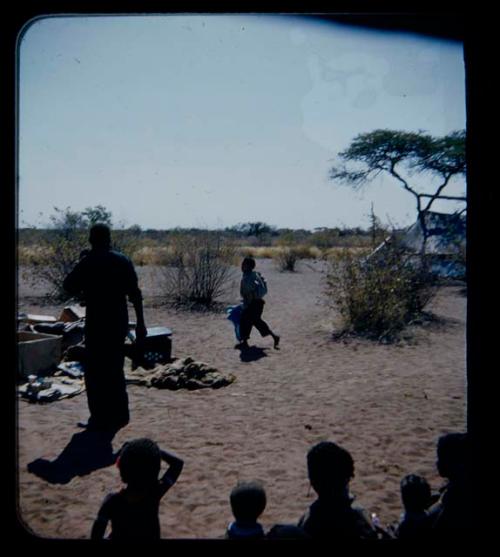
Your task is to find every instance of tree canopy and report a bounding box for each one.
[329,129,466,253]
[329,129,466,215]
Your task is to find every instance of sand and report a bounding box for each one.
[16,258,467,539]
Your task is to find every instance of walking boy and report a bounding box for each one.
[237,257,280,350]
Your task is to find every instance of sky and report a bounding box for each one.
[18,14,466,231]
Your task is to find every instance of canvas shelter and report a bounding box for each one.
[370,211,466,279]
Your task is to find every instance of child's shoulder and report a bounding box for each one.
[97,491,123,517]
[102,489,122,502]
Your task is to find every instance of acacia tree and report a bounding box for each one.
[329,129,466,254]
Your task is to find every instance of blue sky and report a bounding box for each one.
[18,14,466,230]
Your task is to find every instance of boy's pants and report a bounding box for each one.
[239,299,272,341]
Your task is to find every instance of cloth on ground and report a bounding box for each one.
[125,356,236,390]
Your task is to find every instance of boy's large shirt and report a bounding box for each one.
[240,271,267,307]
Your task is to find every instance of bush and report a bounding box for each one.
[275,247,299,272]
[159,234,236,308]
[112,226,144,264]
[326,241,436,341]
[24,208,90,300]
[132,245,171,266]
[238,246,276,259]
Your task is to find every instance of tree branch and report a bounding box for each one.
[422,173,455,212]
[389,162,421,202]
[418,194,467,201]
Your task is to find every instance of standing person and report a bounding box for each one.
[297,441,378,540]
[237,257,280,350]
[63,223,147,432]
[91,438,184,539]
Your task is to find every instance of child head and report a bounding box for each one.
[400,474,432,513]
[436,432,467,481]
[230,481,267,524]
[241,257,256,273]
[117,438,161,488]
[307,441,354,497]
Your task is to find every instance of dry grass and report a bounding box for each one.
[238,245,323,259]
[18,243,374,267]
[17,246,53,265]
[132,246,172,266]
[323,246,372,260]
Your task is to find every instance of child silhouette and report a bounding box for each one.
[91,438,183,539]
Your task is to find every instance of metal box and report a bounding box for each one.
[126,326,172,368]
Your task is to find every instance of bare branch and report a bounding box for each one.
[419,194,467,201]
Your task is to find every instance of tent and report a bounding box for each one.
[371,211,466,279]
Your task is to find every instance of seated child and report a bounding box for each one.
[91,438,183,540]
[396,474,437,539]
[298,441,377,539]
[226,481,267,539]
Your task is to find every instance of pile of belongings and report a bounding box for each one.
[17,306,87,402]
[18,362,85,403]
[17,306,86,353]
[125,356,236,391]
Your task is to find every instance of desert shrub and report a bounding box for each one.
[132,245,172,266]
[159,234,236,308]
[327,241,436,341]
[23,208,90,300]
[17,245,52,266]
[323,246,372,262]
[275,247,299,272]
[291,244,322,259]
[112,226,144,264]
[239,245,321,263]
[238,246,276,259]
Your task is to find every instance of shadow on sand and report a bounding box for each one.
[27,429,119,484]
[238,345,268,363]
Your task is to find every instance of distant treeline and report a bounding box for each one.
[18,223,391,250]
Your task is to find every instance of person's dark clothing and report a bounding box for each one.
[266,524,309,539]
[63,249,142,338]
[225,521,266,539]
[396,511,432,539]
[239,299,272,342]
[95,478,174,540]
[427,479,471,536]
[63,249,142,430]
[298,495,377,540]
[83,341,129,429]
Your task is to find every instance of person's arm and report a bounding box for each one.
[157,448,184,497]
[63,259,84,297]
[240,276,245,302]
[90,497,111,539]
[126,260,147,342]
[91,517,108,540]
[131,296,147,343]
[240,274,255,305]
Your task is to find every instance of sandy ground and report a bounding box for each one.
[16,258,467,539]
